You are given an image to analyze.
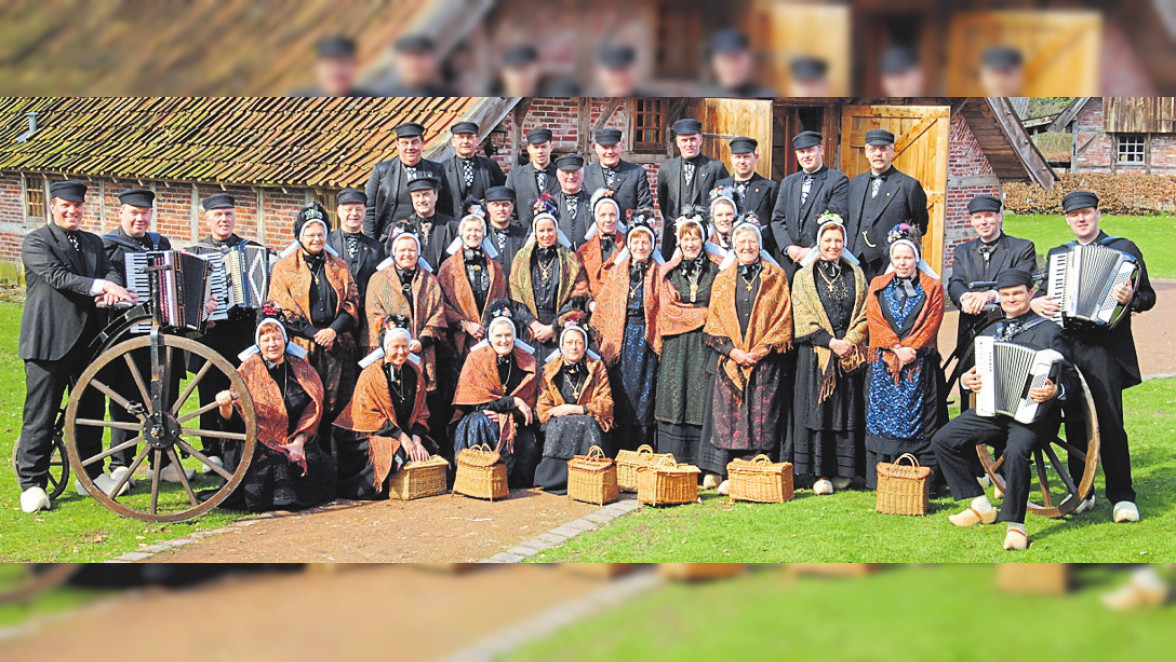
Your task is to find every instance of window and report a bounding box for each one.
[1116,134,1145,164]
[24,175,45,221]
[631,98,666,152]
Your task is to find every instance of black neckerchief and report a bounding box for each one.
[303,250,325,272]
[682,253,707,277]
[738,260,762,279]
[600,235,615,254]
[629,257,650,282]
[536,246,557,263]
[819,259,841,279]
[208,234,239,249]
[396,267,416,286]
[463,247,485,263]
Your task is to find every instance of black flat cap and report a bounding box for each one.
[395,34,435,54]
[49,180,87,203]
[337,188,367,206]
[450,121,479,135]
[790,56,828,81]
[792,130,823,150]
[1061,190,1099,213]
[525,127,552,145]
[202,192,235,211]
[880,46,920,74]
[316,36,356,59]
[395,122,425,139]
[865,129,895,146]
[484,186,515,203]
[407,176,440,193]
[554,153,585,171]
[501,44,538,67]
[672,118,702,136]
[118,188,155,208]
[597,44,636,69]
[995,268,1035,290]
[594,128,622,146]
[729,137,758,154]
[709,28,750,54]
[982,45,1023,70]
[967,194,1003,214]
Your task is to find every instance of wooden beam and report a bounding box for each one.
[983,97,1058,190]
[577,97,592,155]
[592,98,624,133]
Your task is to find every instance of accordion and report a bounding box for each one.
[189,244,271,320]
[973,336,1064,424]
[1046,243,1139,330]
[125,251,214,332]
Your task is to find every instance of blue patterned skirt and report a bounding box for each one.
[611,318,659,429]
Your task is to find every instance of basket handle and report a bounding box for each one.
[472,443,494,455]
[636,444,654,456]
[586,445,606,460]
[751,454,772,465]
[655,455,678,467]
[895,453,921,468]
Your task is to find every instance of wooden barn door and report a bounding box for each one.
[840,105,950,275]
[692,98,775,179]
[744,1,851,96]
[945,10,1101,96]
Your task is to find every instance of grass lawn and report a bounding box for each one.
[533,377,1176,563]
[506,565,1172,661]
[1003,213,1176,278]
[0,565,106,628]
[0,301,247,562]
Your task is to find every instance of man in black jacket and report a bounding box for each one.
[1030,191,1156,524]
[657,117,729,259]
[770,131,850,276]
[714,136,777,225]
[18,181,135,513]
[483,186,529,277]
[582,128,652,221]
[364,121,451,242]
[553,153,593,249]
[439,121,506,218]
[505,127,559,226]
[328,188,384,339]
[398,176,458,272]
[933,268,1076,551]
[846,128,929,281]
[946,194,1037,410]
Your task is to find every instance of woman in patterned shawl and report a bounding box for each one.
[509,204,591,363]
[438,212,509,361]
[214,309,335,511]
[863,224,948,489]
[787,217,869,496]
[591,211,663,452]
[576,189,627,296]
[268,203,359,435]
[533,320,614,492]
[654,211,726,482]
[451,305,540,487]
[333,315,437,500]
[699,222,793,493]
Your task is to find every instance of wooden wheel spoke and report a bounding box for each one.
[1042,443,1080,498]
[180,427,247,442]
[122,353,152,408]
[87,379,144,419]
[81,435,144,468]
[174,439,234,481]
[176,401,222,425]
[75,418,141,432]
[149,449,162,514]
[172,360,212,416]
[1052,437,1086,463]
[1033,450,1054,508]
[165,447,200,507]
[991,455,1005,472]
[108,445,151,499]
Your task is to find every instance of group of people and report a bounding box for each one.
[16,117,1154,553]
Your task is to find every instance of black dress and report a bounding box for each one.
[533,361,609,493]
[451,353,540,487]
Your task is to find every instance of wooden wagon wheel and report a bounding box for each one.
[975,369,1100,518]
[63,335,257,523]
[11,422,70,501]
[0,564,82,606]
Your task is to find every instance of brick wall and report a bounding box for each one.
[1074,98,1111,172]
[945,113,1002,277]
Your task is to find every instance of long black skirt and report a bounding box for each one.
[786,345,866,480]
[334,431,442,500]
[533,414,608,493]
[453,412,539,488]
[217,439,336,512]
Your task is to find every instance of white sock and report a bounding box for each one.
[1007,522,1026,535]
[971,495,993,512]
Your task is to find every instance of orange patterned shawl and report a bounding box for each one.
[332,358,430,490]
[576,231,626,297]
[508,244,590,320]
[536,356,614,431]
[453,344,538,450]
[866,271,945,383]
[655,251,725,355]
[703,260,794,404]
[234,354,324,473]
[437,252,508,357]
[365,266,447,389]
[592,255,663,367]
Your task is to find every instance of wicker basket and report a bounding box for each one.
[388,455,449,500]
[567,446,619,506]
[727,454,794,503]
[453,444,509,501]
[875,453,931,516]
[616,444,674,492]
[637,456,700,506]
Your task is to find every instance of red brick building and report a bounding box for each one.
[1053,97,1176,174]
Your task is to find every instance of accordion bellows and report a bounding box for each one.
[125,250,213,331]
[1046,242,1139,330]
[973,336,1063,424]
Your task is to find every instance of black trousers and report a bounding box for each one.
[17,341,105,491]
[932,409,1052,524]
[1065,352,1134,503]
[859,258,886,285]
